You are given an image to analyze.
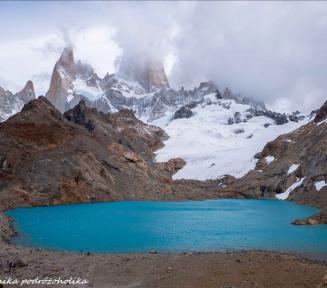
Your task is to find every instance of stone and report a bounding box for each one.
[12,259,28,268]
[307,218,320,225]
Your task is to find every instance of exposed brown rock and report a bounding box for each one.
[292,211,327,225]
[141,60,169,92]
[158,158,186,174]
[0,97,243,211]
[118,56,169,92]
[46,47,101,112]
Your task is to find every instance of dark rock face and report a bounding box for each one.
[245,108,302,125]
[172,102,197,120]
[314,100,327,123]
[0,97,244,211]
[233,112,242,124]
[234,128,244,134]
[64,100,95,132]
[118,56,169,92]
[227,117,234,125]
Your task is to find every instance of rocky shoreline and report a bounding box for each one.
[1,211,327,288]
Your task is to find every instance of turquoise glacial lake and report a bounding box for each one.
[6,199,327,254]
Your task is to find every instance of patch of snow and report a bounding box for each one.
[58,67,69,79]
[314,180,327,191]
[155,98,308,180]
[110,75,155,99]
[287,164,299,175]
[72,78,103,101]
[265,155,275,165]
[276,177,306,200]
[317,119,327,126]
[66,95,74,102]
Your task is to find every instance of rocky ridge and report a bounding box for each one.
[45,48,271,122]
[0,97,244,211]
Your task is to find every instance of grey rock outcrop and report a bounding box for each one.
[0,81,36,122]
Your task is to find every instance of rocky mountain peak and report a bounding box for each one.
[21,96,56,112]
[118,56,169,92]
[46,47,102,113]
[141,60,169,92]
[57,47,75,75]
[64,99,96,132]
[19,96,63,122]
[46,47,77,112]
[16,80,35,105]
[23,80,34,91]
[0,80,36,122]
[0,86,11,97]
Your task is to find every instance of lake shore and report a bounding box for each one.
[1,212,327,288]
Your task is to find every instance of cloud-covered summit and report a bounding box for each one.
[1,1,327,112]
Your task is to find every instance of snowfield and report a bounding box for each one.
[72,78,104,101]
[315,180,327,191]
[276,177,306,200]
[154,93,307,181]
[287,164,300,175]
[265,156,275,165]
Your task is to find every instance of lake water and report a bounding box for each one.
[6,199,327,254]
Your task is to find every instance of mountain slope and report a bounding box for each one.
[154,93,307,180]
[0,97,245,211]
[215,100,327,223]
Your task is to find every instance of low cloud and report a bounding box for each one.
[1,1,327,112]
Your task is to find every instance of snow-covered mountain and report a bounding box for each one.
[153,93,307,181]
[0,80,35,122]
[0,47,309,184]
[45,48,269,122]
[46,47,104,113]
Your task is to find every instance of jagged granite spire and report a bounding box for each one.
[118,56,169,92]
[16,80,35,105]
[46,47,76,112]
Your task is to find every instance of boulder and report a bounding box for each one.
[158,158,186,173]
[172,102,198,120]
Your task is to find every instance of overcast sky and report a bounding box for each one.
[0,1,327,113]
